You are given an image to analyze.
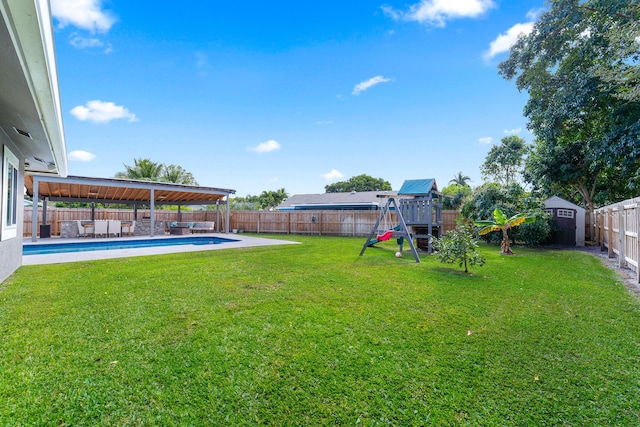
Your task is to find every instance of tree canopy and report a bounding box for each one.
[115,158,198,185]
[499,0,640,210]
[229,188,289,211]
[449,171,472,187]
[324,174,392,193]
[480,136,527,185]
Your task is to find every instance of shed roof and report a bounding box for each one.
[397,179,438,195]
[544,196,585,212]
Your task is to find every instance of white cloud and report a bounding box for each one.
[69,34,113,53]
[69,34,103,48]
[68,150,96,161]
[248,139,281,153]
[479,136,493,144]
[322,169,344,180]
[51,0,116,33]
[504,127,522,134]
[484,22,534,59]
[316,120,333,125]
[352,76,391,95]
[383,0,495,27]
[70,100,138,123]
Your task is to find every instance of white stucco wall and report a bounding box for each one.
[0,138,25,283]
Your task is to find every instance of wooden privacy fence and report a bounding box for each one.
[594,197,640,283]
[231,210,459,236]
[24,208,460,238]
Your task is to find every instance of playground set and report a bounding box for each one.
[359,179,443,263]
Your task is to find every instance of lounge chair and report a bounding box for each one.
[107,220,121,237]
[93,220,108,238]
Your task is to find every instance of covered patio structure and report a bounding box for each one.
[25,174,236,241]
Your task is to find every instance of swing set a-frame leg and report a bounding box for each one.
[359,197,421,263]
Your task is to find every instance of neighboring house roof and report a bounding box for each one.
[278,190,398,210]
[0,0,67,176]
[398,179,438,195]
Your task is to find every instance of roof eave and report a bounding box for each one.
[2,0,67,176]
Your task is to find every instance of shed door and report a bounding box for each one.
[546,208,576,245]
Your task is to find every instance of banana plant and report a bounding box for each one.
[474,208,536,254]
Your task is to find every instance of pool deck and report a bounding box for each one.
[22,233,299,265]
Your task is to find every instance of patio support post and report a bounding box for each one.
[42,197,47,225]
[150,188,155,237]
[225,195,230,233]
[31,176,39,241]
[178,205,181,222]
[216,200,220,233]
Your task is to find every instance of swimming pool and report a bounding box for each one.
[23,236,239,255]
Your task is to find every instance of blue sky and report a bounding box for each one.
[51,0,543,197]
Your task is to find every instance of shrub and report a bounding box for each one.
[433,222,486,273]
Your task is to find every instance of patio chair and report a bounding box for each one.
[121,220,135,236]
[93,220,108,238]
[77,220,94,238]
[107,220,121,237]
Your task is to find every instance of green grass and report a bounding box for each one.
[2,235,640,426]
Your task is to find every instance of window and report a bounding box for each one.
[557,209,575,219]
[2,146,19,240]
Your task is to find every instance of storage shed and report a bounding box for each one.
[544,196,585,246]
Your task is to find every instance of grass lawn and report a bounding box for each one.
[2,235,640,426]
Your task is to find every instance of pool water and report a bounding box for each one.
[23,236,239,255]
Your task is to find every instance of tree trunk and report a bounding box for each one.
[501,230,514,255]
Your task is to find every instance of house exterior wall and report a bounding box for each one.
[0,135,25,283]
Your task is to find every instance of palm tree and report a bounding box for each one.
[449,171,471,186]
[115,158,164,181]
[162,164,198,185]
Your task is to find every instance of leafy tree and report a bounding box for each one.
[480,136,527,185]
[229,195,260,211]
[499,0,640,211]
[115,158,164,181]
[433,221,486,273]
[229,189,289,210]
[162,165,198,185]
[449,171,471,186]
[441,183,472,210]
[475,208,536,255]
[325,174,392,193]
[461,183,551,247]
[258,188,289,210]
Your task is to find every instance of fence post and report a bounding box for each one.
[608,208,614,258]
[619,207,626,268]
[637,205,640,283]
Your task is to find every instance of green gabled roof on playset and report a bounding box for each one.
[397,179,438,195]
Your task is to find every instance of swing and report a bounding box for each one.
[376,205,395,241]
